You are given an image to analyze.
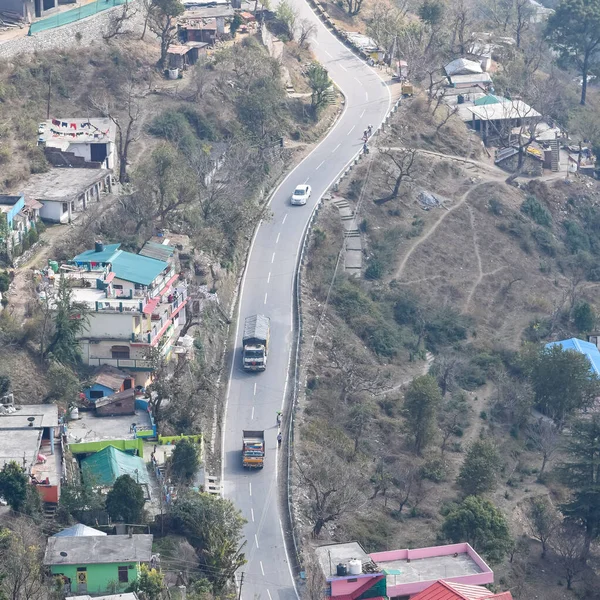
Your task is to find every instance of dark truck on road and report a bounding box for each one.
[242,315,270,371]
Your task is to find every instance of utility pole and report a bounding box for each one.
[46,69,52,119]
[237,572,244,600]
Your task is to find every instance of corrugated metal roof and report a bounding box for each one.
[468,99,540,121]
[474,94,502,106]
[81,446,150,487]
[92,365,133,391]
[53,524,107,537]
[111,252,168,286]
[545,338,600,376]
[73,243,121,264]
[139,240,176,262]
[445,58,483,77]
[95,388,135,409]
[450,73,493,85]
[411,581,513,600]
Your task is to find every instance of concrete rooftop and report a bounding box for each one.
[315,542,373,578]
[44,534,153,565]
[377,553,483,585]
[18,169,112,203]
[40,118,116,145]
[0,428,41,472]
[0,404,59,429]
[67,410,152,444]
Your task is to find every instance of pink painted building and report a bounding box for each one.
[315,542,494,600]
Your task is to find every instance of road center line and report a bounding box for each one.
[267,272,271,283]
[260,561,265,576]
[251,508,255,522]
[255,534,259,549]
[282,213,287,224]
[325,50,332,58]
[249,482,252,496]
[332,143,340,153]
[251,406,254,420]
[365,91,369,101]
[347,125,355,136]
[360,109,366,118]
[267,591,272,600]
[316,160,325,170]
[354,76,361,84]
[264,293,268,304]
[271,252,275,263]
[340,64,347,71]
[276,233,280,244]
[253,382,257,395]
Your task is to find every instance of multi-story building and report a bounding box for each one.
[54,241,187,385]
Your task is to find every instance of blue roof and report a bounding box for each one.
[545,338,600,376]
[81,446,150,487]
[73,243,121,264]
[111,251,168,286]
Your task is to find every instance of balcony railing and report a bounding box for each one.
[87,357,153,370]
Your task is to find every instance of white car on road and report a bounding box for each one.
[291,184,311,205]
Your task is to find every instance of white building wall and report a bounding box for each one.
[112,278,137,296]
[39,201,67,223]
[86,312,135,340]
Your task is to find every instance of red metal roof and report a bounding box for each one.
[410,581,513,600]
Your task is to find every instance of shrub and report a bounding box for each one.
[563,220,590,254]
[573,301,595,332]
[420,457,446,482]
[365,259,383,280]
[0,146,10,165]
[488,198,504,216]
[531,227,556,256]
[424,307,470,351]
[521,196,551,227]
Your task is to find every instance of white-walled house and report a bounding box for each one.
[19,169,112,224]
[38,118,116,170]
[51,241,187,386]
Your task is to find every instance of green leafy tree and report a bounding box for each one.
[573,301,595,332]
[170,438,200,482]
[403,375,442,455]
[523,344,600,428]
[442,496,513,564]
[457,439,501,496]
[149,0,185,70]
[559,415,600,560]
[57,481,105,525]
[0,271,10,294]
[105,475,145,524]
[307,63,332,114]
[524,497,559,558]
[545,0,600,105]
[47,275,88,365]
[0,461,28,512]
[230,12,243,36]
[170,492,247,593]
[276,0,297,40]
[127,564,164,599]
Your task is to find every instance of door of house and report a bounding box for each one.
[76,568,87,593]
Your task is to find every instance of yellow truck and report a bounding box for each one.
[242,430,265,469]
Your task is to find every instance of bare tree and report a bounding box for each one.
[0,519,46,600]
[346,399,376,459]
[524,497,559,558]
[90,81,141,183]
[514,0,533,48]
[550,524,587,590]
[527,418,560,474]
[449,0,472,54]
[298,18,317,48]
[439,392,470,458]
[375,147,416,205]
[370,456,394,505]
[295,448,366,537]
[391,464,421,514]
[344,0,364,17]
[148,0,185,71]
[103,0,138,40]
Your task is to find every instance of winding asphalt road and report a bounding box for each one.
[222,4,392,600]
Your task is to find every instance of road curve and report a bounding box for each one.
[222,4,391,600]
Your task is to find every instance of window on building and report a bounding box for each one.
[111,346,130,360]
[118,566,129,583]
[62,203,68,214]
[113,284,123,290]
[89,390,104,399]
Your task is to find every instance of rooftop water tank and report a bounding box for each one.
[336,563,347,577]
[348,559,362,575]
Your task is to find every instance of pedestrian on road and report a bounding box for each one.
[276,411,282,425]
[363,142,369,154]
[368,124,373,136]
[277,432,282,448]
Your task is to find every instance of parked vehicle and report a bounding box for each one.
[242,315,270,371]
[242,430,265,468]
[291,184,312,206]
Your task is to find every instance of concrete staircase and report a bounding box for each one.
[549,140,559,172]
[333,198,362,276]
[44,148,102,169]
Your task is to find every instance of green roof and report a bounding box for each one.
[73,243,121,264]
[139,240,176,262]
[81,446,150,487]
[473,94,503,106]
[111,251,168,286]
